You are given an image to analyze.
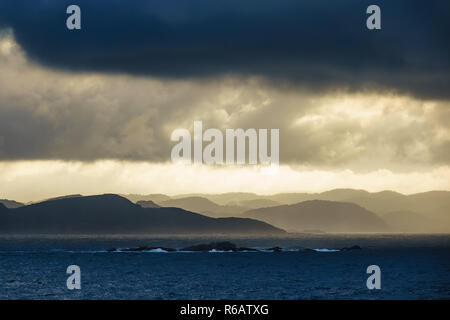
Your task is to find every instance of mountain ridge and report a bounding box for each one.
[0,194,285,235]
[242,200,388,233]
[120,189,449,228]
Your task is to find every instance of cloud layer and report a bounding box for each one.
[0,32,449,171]
[0,0,449,99]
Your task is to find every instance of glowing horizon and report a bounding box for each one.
[1,160,449,203]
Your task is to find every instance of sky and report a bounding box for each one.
[0,1,449,202]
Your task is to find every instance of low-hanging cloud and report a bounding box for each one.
[0,32,449,171]
[0,0,449,99]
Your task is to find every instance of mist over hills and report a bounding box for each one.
[159,197,247,218]
[242,200,388,233]
[123,189,449,214]
[123,194,171,204]
[227,199,282,209]
[136,200,160,208]
[1,189,449,234]
[382,211,442,233]
[121,189,450,232]
[0,194,284,235]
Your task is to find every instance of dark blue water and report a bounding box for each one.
[1,234,449,299]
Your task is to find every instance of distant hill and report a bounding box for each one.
[261,189,403,206]
[186,189,449,227]
[188,193,261,205]
[137,200,160,208]
[109,189,450,230]
[0,199,24,209]
[146,192,262,206]
[26,194,83,205]
[160,197,246,217]
[312,190,450,224]
[0,194,284,235]
[226,199,281,209]
[242,200,388,233]
[121,193,171,204]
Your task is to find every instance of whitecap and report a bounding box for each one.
[313,248,340,252]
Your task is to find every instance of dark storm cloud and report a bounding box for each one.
[0,0,449,99]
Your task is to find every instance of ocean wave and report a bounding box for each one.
[313,248,340,252]
[0,245,361,254]
[143,248,169,253]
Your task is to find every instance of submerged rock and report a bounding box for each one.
[237,247,259,252]
[181,241,237,252]
[340,245,362,251]
[107,242,312,253]
[122,246,151,252]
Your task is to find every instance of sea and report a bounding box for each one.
[0,234,449,300]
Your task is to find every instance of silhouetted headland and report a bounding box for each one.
[0,194,285,235]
